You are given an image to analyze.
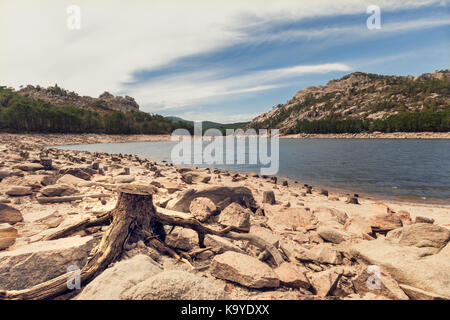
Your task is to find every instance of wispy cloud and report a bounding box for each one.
[127,63,352,111]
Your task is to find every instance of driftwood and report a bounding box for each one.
[0,185,284,300]
[36,193,111,204]
[44,213,112,241]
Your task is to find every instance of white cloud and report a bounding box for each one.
[126,63,352,111]
[0,0,445,122]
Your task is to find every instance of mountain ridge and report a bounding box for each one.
[248,70,450,133]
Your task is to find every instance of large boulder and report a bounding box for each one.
[398,223,450,252]
[76,255,163,300]
[57,174,88,187]
[5,186,32,196]
[0,235,98,290]
[0,223,18,250]
[274,262,310,289]
[317,227,348,244]
[13,163,44,172]
[218,202,251,229]
[370,213,402,233]
[307,267,343,297]
[166,186,256,213]
[0,204,23,224]
[189,197,216,222]
[350,238,450,299]
[40,184,78,197]
[122,270,228,300]
[210,251,279,289]
[58,166,94,180]
[352,266,409,300]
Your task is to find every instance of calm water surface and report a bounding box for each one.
[56,138,450,204]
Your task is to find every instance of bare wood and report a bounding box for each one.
[44,213,112,241]
[155,211,284,266]
[37,193,111,204]
[223,232,284,266]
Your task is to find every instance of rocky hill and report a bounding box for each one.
[249,70,450,133]
[18,84,139,115]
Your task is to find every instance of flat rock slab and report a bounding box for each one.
[0,235,98,290]
[76,254,163,300]
[122,270,228,300]
[350,238,450,299]
[210,251,279,289]
[0,204,23,224]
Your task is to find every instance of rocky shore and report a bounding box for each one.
[283,131,450,139]
[0,133,449,300]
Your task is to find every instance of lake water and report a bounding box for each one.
[56,138,450,204]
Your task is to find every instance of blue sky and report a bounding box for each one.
[1,0,449,123]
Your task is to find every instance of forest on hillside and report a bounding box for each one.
[0,87,193,134]
[286,110,450,134]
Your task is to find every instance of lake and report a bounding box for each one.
[55,138,450,204]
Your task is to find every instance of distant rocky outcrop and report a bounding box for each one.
[249,70,450,133]
[18,84,139,114]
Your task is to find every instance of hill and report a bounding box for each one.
[166,116,248,133]
[0,85,192,134]
[248,70,450,134]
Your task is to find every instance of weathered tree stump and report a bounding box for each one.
[262,191,276,205]
[0,186,160,300]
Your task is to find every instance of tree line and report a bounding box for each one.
[287,110,450,134]
[0,86,193,134]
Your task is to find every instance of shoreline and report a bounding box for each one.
[1,132,449,300]
[1,132,447,206]
[0,130,449,149]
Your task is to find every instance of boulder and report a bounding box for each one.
[13,163,44,171]
[317,227,348,244]
[114,176,135,184]
[0,235,98,290]
[352,266,409,300]
[370,213,402,233]
[166,186,255,213]
[350,238,450,299]
[41,184,78,197]
[415,216,435,224]
[204,234,245,254]
[59,166,94,180]
[218,202,250,229]
[189,197,216,222]
[165,228,198,251]
[5,186,32,196]
[0,204,23,224]
[0,223,18,250]
[309,243,342,265]
[267,207,314,230]
[274,262,310,289]
[398,223,450,252]
[343,216,372,238]
[307,268,343,297]
[57,174,87,186]
[122,270,228,300]
[210,251,279,289]
[76,254,163,300]
[312,207,346,229]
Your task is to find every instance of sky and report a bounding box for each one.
[0,0,449,123]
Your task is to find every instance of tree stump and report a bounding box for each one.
[262,191,276,205]
[0,186,160,300]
